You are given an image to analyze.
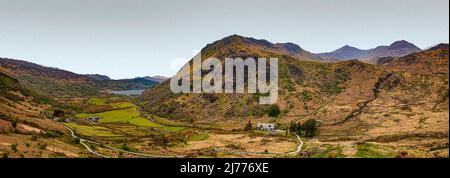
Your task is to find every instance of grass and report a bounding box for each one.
[356,143,396,158]
[64,123,120,137]
[87,97,125,108]
[111,102,134,109]
[87,97,108,105]
[109,143,139,152]
[77,102,185,132]
[314,146,345,158]
[190,133,209,141]
[77,107,160,127]
[161,126,185,132]
[79,97,187,132]
[153,116,187,127]
[127,117,162,127]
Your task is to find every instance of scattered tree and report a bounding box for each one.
[52,109,65,118]
[303,119,318,137]
[122,144,131,151]
[289,119,319,137]
[11,144,18,152]
[11,120,17,128]
[244,120,253,131]
[268,104,281,117]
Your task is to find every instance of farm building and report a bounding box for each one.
[257,123,276,132]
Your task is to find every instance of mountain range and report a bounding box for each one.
[315,40,422,63]
[0,58,166,96]
[86,74,168,83]
[192,34,425,63]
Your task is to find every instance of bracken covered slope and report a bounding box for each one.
[140,36,448,144]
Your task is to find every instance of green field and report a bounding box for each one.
[314,145,345,158]
[87,97,133,109]
[77,106,159,125]
[87,97,108,105]
[356,143,396,158]
[190,133,209,141]
[65,123,120,137]
[111,102,134,109]
[77,100,185,132]
[161,126,185,132]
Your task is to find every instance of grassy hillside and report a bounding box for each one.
[0,71,87,158]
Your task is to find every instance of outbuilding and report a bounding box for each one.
[257,123,276,132]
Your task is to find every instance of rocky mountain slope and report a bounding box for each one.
[140,36,448,148]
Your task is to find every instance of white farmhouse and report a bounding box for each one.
[257,123,276,132]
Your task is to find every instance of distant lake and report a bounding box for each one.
[107,89,145,96]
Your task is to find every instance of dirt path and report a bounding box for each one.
[42,112,182,158]
[59,123,110,158]
[288,133,304,155]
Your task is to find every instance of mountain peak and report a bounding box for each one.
[342,45,353,48]
[210,34,273,49]
[389,40,421,50]
[223,34,246,41]
[336,45,361,52]
[202,35,319,61]
[275,42,302,54]
[427,43,449,51]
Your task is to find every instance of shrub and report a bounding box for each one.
[52,109,65,118]
[268,105,281,117]
[122,144,131,151]
[303,119,318,137]
[11,144,18,152]
[301,91,313,101]
[11,120,17,128]
[244,120,253,131]
[38,143,47,150]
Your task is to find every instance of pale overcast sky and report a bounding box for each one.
[0,0,448,79]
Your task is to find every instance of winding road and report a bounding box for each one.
[42,112,181,158]
[288,133,304,155]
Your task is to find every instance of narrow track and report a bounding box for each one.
[42,112,182,158]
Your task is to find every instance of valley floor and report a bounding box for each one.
[1,94,447,158]
[25,95,445,158]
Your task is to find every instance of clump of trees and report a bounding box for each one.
[52,108,65,118]
[289,119,319,137]
[244,120,253,131]
[268,104,281,117]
